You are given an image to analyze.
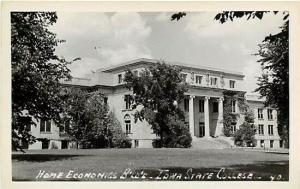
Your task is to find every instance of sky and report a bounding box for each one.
[50,12,285,94]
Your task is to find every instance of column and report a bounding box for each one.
[216,97,224,137]
[204,96,210,137]
[189,95,195,137]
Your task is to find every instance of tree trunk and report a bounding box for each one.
[160,130,163,147]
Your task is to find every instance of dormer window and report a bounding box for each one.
[230,80,235,88]
[118,74,122,84]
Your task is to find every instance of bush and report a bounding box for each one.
[160,114,192,148]
[109,113,132,148]
[112,136,132,148]
[152,139,162,148]
[233,122,256,147]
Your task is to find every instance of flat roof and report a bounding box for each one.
[97,58,245,78]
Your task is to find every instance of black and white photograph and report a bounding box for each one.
[1,1,300,187]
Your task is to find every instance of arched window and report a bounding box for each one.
[124,114,131,134]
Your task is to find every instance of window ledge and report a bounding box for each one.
[40,132,52,134]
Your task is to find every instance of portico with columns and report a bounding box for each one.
[183,92,224,139]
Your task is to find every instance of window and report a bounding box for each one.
[59,123,64,133]
[268,125,274,135]
[258,124,264,135]
[60,120,70,133]
[40,118,51,133]
[280,140,283,148]
[124,115,131,134]
[104,97,108,105]
[212,102,218,113]
[231,100,236,113]
[267,109,273,120]
[133,70,138,76]
[231,122,237,134]
[195,75,202,84]
[180,73,187,82]
[229,80,235,88]
[270,140,274,148]
[199,99,204,113]
[258,109,263,119]
[260,140,264,148]
[184,98,189,112]
[118,74,122,84]
[124,95,132,109]
[210,77,218,86]
[134,140,139,148]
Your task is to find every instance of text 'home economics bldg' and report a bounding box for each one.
[26,58,283,150]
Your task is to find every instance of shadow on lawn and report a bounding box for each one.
[12,154,88,162]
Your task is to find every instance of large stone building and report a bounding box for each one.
[26,58,283,149]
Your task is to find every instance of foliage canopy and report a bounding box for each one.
[11,12,79,151]
[124,62,191,147]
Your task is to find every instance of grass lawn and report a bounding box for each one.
[12,148,289,181]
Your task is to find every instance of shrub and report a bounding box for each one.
[108,113,132,148]
[233,122,256,147]
[162,114,192,148]
[112,136,132,148]
[152,139,162,148]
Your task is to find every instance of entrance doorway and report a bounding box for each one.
[199,122,205,137]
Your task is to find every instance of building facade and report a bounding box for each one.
[25,58,282,149]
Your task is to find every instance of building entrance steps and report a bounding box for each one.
[191,137,233,149]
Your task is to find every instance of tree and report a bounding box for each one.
[107,112,132,148]
[124,62,191,148]
[215,11,289,147]
[233,108,256,147]
[61,88,131,148]
[11,12,79,151]
[234,122,256,147]
[171,11,289,147]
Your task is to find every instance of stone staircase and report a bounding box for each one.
[191,136,234,149]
